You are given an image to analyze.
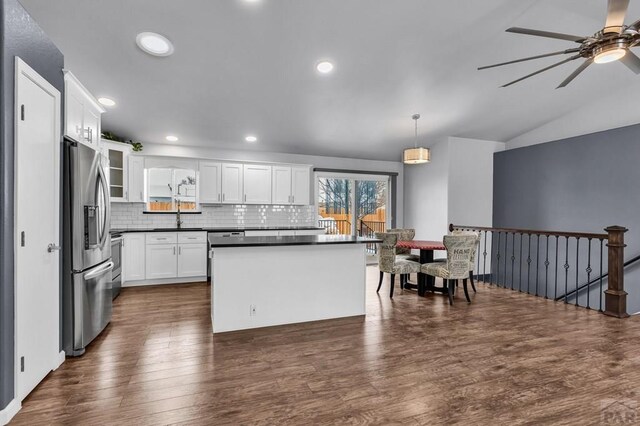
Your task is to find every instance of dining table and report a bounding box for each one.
[396,239,446,297]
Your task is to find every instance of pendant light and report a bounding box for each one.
[403,114,430,164]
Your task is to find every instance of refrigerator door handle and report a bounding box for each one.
[97,163,111,249]
[84,261,114,280]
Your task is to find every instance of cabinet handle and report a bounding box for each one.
[244,194,247,203]
[179,246,182,255]
[292,195,295,203]
[140,191,143,201]
[218,193,220,202]
[173,246,176,255]
[222,193,225,202]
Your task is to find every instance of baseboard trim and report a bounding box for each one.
[54,350,65,370]
[0,399,21,425]
[123,276,207,287]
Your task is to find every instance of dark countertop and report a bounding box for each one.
[110,226,324,234]
[208,234,382,248]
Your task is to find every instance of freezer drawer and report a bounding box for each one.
[69,260,113,355]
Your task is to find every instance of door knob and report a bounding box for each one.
[47,244,61,252]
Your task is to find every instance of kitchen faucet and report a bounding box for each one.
[176,199,183,229]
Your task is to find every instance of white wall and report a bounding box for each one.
[404,137,504,241]
[448,137,505,227]
[403,138,449,241]
[141,143,405,227]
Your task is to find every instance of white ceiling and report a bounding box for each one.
[19,0,640,160]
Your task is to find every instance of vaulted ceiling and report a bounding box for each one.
[20,0,640,160]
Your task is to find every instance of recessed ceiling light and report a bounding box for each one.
[136,32,174,57]
[166,135,179,142]
[98,97,116,107]
[316,61,334,74]
[245,135,258,143]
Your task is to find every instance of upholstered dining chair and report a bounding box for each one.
[387,228,420,288]
[375,232,421,298]
[420,234,477,305]
[386,228,420,262]
[434,230,480,293]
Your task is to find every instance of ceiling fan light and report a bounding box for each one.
[403,147,430,164]
[594,47,626,64]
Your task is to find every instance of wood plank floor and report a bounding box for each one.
[11,267,640,425]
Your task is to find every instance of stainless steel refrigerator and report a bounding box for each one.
[62,137,113,356]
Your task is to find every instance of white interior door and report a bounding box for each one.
[14,57,61,401]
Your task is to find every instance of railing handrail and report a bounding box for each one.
[450,224,608,240]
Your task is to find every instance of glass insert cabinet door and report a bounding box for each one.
[147,167,198,212]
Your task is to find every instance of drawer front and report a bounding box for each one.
[146,233,178,244]
[178,232,207,244]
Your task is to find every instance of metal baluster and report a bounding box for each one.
[535,234,540,297]
[489,231,496,285]
[544,236,550,299]
[575,238,580,307]
[477,230,481,282]
[564,236,570,304]
[526,233,532,294]
[599,238,604,312]
[586,238,592,310]
[496,232,501,287]
[554,236,559,300]
[511,233,516,290]
[519,233,523,292]
[504,231,508,288]
[483,231,487,284]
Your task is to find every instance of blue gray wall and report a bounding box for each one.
[1,0,64,410]
[493,123,640,313]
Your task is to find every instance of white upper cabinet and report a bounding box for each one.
[221,163,244,204]
[291,166,311,205]
[272,166,292,205]
[63,71,105,148]
[243,164,272,204]
[128,156,145,203]
[271,165,311,205]
[199,161,222,204]
[103,141,131,202]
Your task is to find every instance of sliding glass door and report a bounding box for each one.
[316,172,391,257]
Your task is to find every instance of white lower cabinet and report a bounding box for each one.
[145,243,178,279]
[123,233,146,281]
[123,231,207,285]
[178,244,207,277]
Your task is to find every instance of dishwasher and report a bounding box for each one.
[207,231,244,283]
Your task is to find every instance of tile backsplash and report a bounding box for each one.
[110,203,318,229]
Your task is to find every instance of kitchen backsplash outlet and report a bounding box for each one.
[110,203,318,229]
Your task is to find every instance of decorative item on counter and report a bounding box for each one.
[101,131,144,152]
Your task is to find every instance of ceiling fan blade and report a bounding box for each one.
[478,48,580,70]
[604,0,630,33]
[501,55,581,87]
[506,27,586,43]
[556,59,593,88]
[629,18,640,30]
[620,50,640,74]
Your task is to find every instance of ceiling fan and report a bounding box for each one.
[479,0,640,88]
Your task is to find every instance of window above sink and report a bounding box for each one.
[146,167,199,213]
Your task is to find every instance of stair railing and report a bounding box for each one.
[449,223,629,318]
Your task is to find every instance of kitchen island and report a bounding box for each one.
[209,234,381,333]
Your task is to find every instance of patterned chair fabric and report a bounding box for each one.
[434,230,480,271]
[386,228,419,262]
[420,234,477,280]
[376,232,421,275]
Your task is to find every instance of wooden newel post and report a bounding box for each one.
[604,226,629,318]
